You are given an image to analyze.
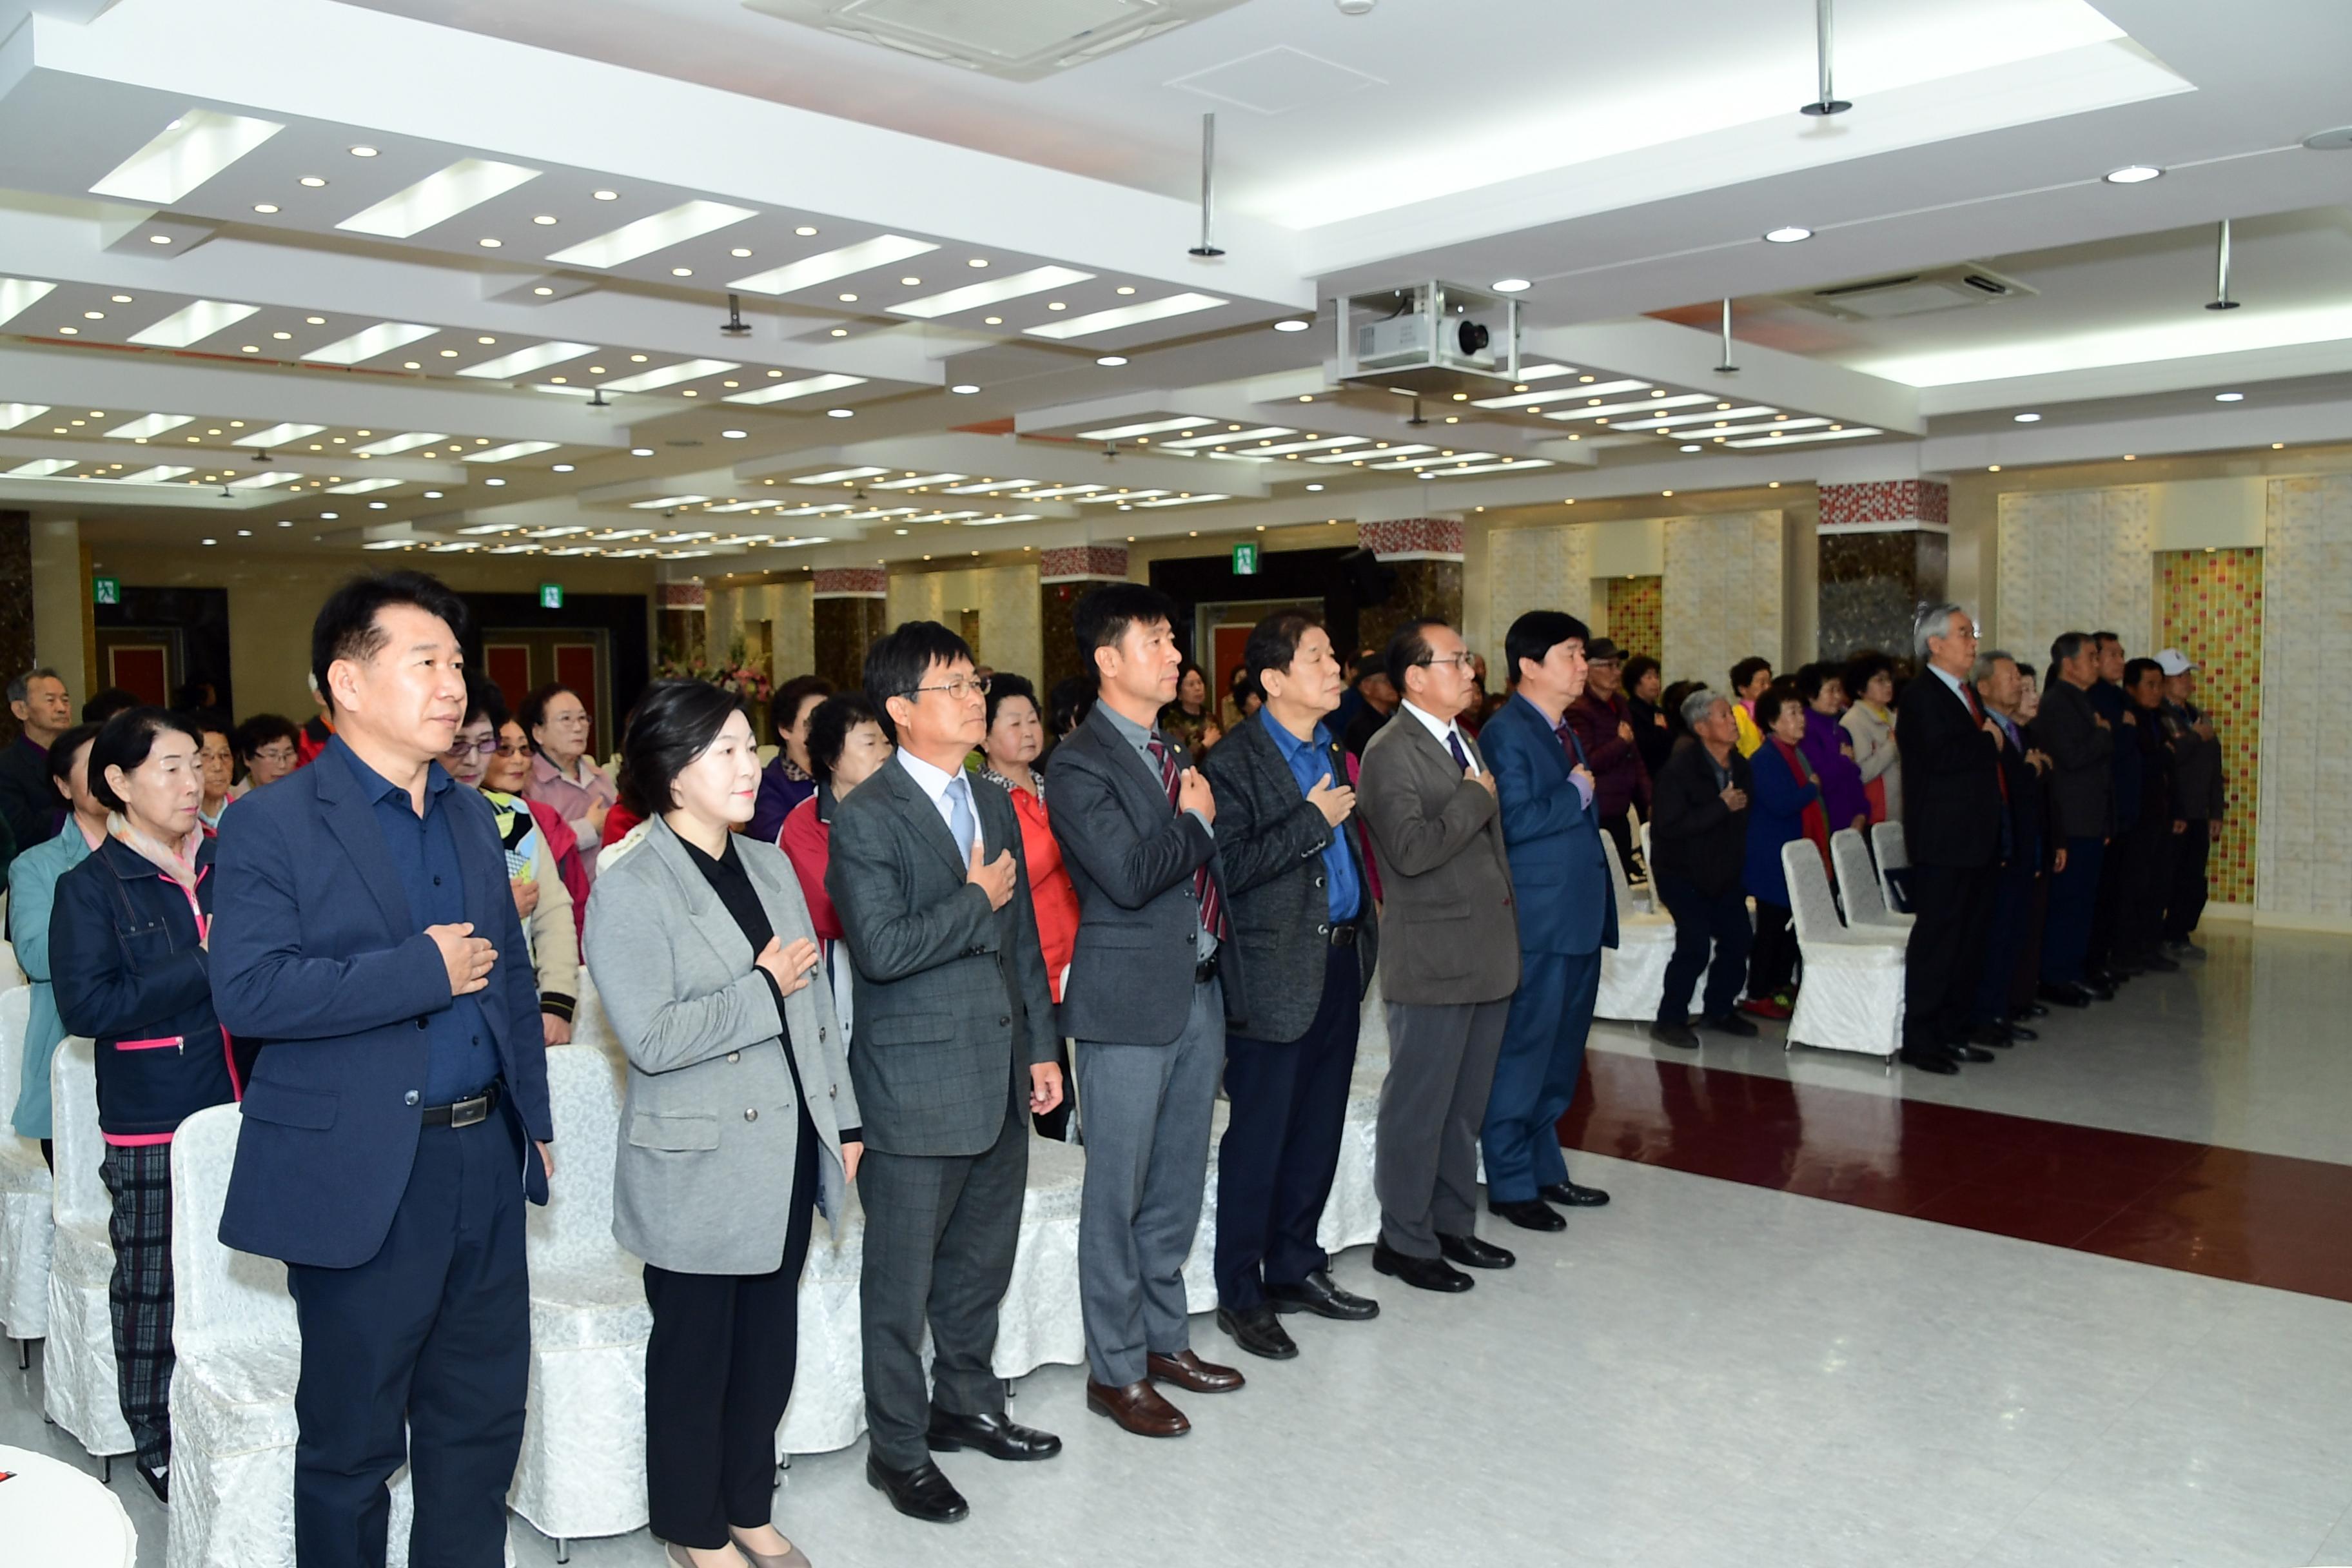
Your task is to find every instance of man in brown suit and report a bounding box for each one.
[1354,619,1522,1292]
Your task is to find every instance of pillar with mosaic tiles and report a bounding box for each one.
[1037,544,1129,687]
[1818,480,1950,660]
[810,567,889,692]
[1358,517,1464,656]
[2155,547,2261,906]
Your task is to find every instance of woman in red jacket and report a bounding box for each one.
[779,694,896,1045]
[975,674,1082,1138]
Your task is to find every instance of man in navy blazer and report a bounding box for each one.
[211,572,551,1568]
[1478,611,1619,1232]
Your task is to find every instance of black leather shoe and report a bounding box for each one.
[2003,1023,2039,1042]
[1216,1304,1298,1360]
[1489,1197,1565,1232]
[1264,1268,1378,1320]
[135,1462,168,1504]
[1947,1042,1997,1064]
[2137,952,2180,973]
[926,1408,1062,1462]
[1540,1181,1611,1208]
[1436,1231,1516,1269]
[2037,983,2090,1008]
[1698,1012,1759,1037]
[2011,1002,2050,1019]
[1372,1240,1473,1293]
[1899,1046,1960,1075]
[2085,979,2117,1001]
[867,1456,969,1523]
[1649,1020,1701,1049]
[1966,1024,2015,1048]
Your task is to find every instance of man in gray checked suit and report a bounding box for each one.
[1047,583,1249,1439]
[1354,617,1523,1293]
[825,621,1066,1524]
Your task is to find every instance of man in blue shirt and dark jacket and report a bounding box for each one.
[211,573,551,1568]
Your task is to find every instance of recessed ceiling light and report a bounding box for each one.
[672,267,693,277]
[148,234,172,244]
[422,490,443,498]
[795,224,818,235]
[1763,226,1812,243]
[899,277,922,286]
[532,286,554,295]
[90,109,285,203]
[1046,302,1066,311]
[1988,464,2002,472]
[478,237,502,248]
[830,328,847,337]
[593,189,619,201]
[2104,165,2162,184]
[83,310,104,320]
[1273,319,1310,332]
[299,175,327,188]
[630,353,649,362]
[349,146,378,157]
[983,316,1002,325]
[56,326,79,335]
[484,477,505,486]
[1095,355,1128,367]
[112,295,133,304]
[1680,444,1701,452]
[631,447,652,456]
[826,407,854,418]
[721,429,747,439]
[201,538,217,546]
[1491,279,1531,293]
[1305,483,1324,491]
[950,384,979,395]
[2014,412,2041,422]
[731,247,752,257]
[967,258,988,268]
[532,214,558,226]
[2215,391,2244,401]
[838,293,857,302]
[253,202,279,214]
[129,299,260,348]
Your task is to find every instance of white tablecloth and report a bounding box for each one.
[0,1444,137,1568]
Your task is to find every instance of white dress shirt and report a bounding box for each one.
[1399,698,1480,774]
[894,749,976,852]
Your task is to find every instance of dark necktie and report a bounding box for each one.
[1961,681,2011,807]
[1446,729,1471,774]
[1148,736,1228,941]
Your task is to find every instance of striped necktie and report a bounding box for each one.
[1147,736,1228,941]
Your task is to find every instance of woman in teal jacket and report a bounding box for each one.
[8,722,104,1160]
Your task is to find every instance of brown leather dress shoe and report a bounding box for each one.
[1086,1378,1190,1437]
[1145,1348,1245,1393]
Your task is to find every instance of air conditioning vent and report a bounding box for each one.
[1788,264,2038,321]
[741,0,1248,81]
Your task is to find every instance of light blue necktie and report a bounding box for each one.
[945,772,977,856]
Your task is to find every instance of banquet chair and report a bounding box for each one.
[45,1036,133,1466]
[0,984,54,1362]
[1595,832,1685,1022]
[1780,842,1904,1059]
[1870,819,1912,914]
[1830,828,1913,940]
[512,1044,652,1551]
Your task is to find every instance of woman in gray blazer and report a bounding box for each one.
[583,681,861,1568]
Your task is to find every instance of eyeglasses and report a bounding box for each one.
[910,676,990,701]
[1416,654,1478,673]
[252,745,297,765]
[445,736,500,758]
[493,740,531,757]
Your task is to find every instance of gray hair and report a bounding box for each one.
[2050,629,2090,669]
[1680,685,1728,729]
[6,667,60,706]
[1971,649,2017,684]
[1912,602,1969,661]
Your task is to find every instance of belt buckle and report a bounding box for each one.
[450,1094,490,1129]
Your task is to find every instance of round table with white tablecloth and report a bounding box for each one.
[0,1444,138,1567]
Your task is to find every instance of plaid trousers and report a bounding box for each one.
[100,1142,177,1471]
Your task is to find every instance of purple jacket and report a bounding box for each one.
[1799,708,1870,834]
[1564,691,1651,825]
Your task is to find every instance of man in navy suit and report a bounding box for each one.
[1478,611,1619,1231]
[211,572,552,1568]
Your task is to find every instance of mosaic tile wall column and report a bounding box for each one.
[2156,547,2261,905]
[1662,511,1783,691]
[0,511,30,747]
[1817,481,1949,660]
[1039,545,1128,688]
[1604,575,1661,663]
[1360,518,1464,657]
[2258,476,2352,921]
[811,567,889,694]
[1994,487,2153,668]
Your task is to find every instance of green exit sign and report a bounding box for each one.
[538,583,564,610]
[92,575,121,607]
[1231,543,1260,576]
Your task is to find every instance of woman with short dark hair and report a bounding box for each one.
[750,675,833,843]
[50,707,240,1501]
[978,674,1082,1139]
[584,681,859,1568]
[8,722,106,1161]
[520,681,618,881]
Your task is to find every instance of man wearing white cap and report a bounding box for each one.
[2155,650,2222,959]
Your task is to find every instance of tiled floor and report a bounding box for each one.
[5,923,2349,1567]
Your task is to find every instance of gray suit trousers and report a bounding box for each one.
[1376,999,1511,1257]
[857,1068,1029,1471]
[1074,977,1224,1387]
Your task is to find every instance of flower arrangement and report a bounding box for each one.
[654,638,774,705]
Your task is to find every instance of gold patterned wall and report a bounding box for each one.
[2155,547,2260,905]
[1605,574,1661,663]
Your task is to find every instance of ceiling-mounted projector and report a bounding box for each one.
[1335,281,1519,395]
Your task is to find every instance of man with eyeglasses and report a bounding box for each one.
[1354,618,1522,1293]
[827,620,1064,1523]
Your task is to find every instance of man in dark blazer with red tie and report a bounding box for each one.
[1895,602,2007,1075]
[211,573,551,1568]
[1478,611,1619,1231]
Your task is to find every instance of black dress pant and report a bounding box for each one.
[2087,830,2128,974]
[1747,901,1796,1001]
[2163,819,2211,941]
[2008,872,2049,1014]
[642,1115,817,1549]
[1973,853,2036,1027]
[1215,943,1360,1310]
[1905,863,1997,1050]
[2115,814,2176,963]
[1656,873,1750,1024]
[286,1111,529,1568]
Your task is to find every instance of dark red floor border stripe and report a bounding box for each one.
[1557,1052,2352,1304]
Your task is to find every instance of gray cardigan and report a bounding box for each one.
[583,816,859,1275]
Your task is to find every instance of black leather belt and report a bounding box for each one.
[1319,921,1361,948]
[420,1083,501,1128]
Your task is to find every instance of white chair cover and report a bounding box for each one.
[511,1045,651,1544]
[0,984,54,1342]
[1870,819,1910,912]
[45,1037,130,1458]
[1830,828,1913,940]
[1595,832,1689,1023]
[0,937,21,987]
[1781,843,1905,1057]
